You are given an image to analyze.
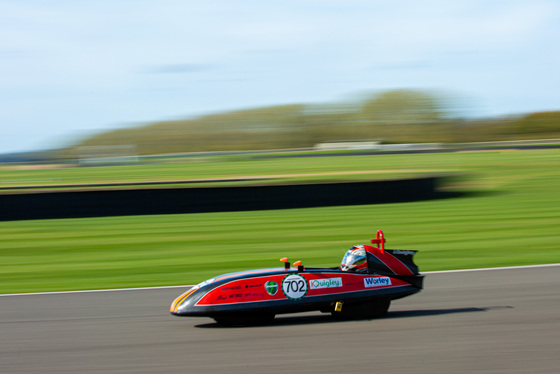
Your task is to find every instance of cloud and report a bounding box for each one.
[144,63,215,74]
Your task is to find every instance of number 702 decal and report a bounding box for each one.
[282,274,308,300]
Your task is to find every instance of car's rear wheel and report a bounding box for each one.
[331,298,390,320]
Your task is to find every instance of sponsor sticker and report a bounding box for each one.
[364,277,392,288]
[309,277,343,289]
[244,292,265,299]
[392,250,414,255]
[264,280,279,296]
[221,285,241,291]
[281,274,308,300]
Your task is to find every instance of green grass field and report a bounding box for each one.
[1,149,559,294]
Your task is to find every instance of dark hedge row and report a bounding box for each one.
[0,177,442,221]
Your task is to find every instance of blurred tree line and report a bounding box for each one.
[66,90,560,157]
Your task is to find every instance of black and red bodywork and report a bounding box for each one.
[170,230,423,324]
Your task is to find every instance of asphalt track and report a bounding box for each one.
[2,266,559,373]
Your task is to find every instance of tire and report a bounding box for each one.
[331,299,390,320]
[213,312,275,327]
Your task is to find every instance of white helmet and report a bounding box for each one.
[340,245,367,272]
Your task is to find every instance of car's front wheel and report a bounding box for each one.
[213,312,275,327]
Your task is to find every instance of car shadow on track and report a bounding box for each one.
[193,306,512,328]
[195,314,337,328]
[386,305,513,319]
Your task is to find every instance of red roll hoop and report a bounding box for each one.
[370,230,386,251]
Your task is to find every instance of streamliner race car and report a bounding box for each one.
[170,230,423,326]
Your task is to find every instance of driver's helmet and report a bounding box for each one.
[340,245,368,272]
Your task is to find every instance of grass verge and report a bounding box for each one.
[1,149,559,293]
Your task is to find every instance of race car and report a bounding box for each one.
[170,230,423,326]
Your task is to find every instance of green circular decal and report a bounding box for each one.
[265,280,279,296]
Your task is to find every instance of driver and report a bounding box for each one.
[340,245,368,272]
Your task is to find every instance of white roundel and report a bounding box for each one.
[282,274,308,300]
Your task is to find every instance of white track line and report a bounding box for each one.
[1,263,559,297]
[423,263,560,274]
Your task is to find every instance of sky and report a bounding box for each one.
[1,0,559,154]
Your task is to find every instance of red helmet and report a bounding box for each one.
[340,245,368,272]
